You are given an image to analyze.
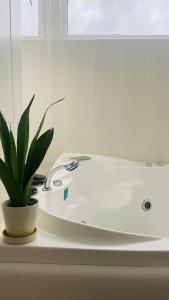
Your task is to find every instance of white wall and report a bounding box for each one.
[22,38,169,168]
[0,0,22,126]
[0,0,13,200]
[57,39,169,163]
[0,0,13,123]
[20,0,169,168]
[10,0,23,127]
[0,0,22,200]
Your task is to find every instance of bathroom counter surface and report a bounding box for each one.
[0,227,169,266]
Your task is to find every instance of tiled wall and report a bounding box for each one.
[22,39,169,168]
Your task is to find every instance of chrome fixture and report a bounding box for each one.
[53,179,63,186]
[69,155,91,162]
[157,162,165,166]
[43,160,79,191]
[142,199,152,211]
[145,162,153,167]
[145,162,165,167]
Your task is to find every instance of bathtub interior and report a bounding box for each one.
[38,155,169,237]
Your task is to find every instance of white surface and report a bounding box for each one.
[38,153,169,243]
[1,225,169,267]
[22,32,169,164]
[10,0,23,127]
[0,0,13,125]
[2,200,38,237]
[0,154,169,267]
[0,0,22,201]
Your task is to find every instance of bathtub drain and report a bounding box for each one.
[142,199,152,211]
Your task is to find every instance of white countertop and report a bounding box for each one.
[0,223,169,267]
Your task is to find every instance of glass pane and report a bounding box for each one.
[68,0,169,35]
[21,0,38,36]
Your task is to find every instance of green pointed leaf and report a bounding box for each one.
[27,97,64,162]
[23,128,54,188]
[22,176,33,206]
[0,111,11,169]
[0,158,17,202]
[0,95,63,207]
[17,95,35,183]
[9,130,17,180]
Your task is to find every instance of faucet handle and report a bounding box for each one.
[64,160,79,171]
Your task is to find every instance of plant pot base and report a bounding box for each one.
[2,227,37,245]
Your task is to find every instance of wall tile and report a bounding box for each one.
[22,38,169,163]
[93,40,120,126]
[63,40,93,126]
[93,124,120,157]
[118,40,149,161]
[63,124,94,154]
[146,40,169,162]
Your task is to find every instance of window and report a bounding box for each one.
[68,0,169,36]
[21,0,38,37]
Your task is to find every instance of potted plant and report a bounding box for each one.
[0,95,64,244]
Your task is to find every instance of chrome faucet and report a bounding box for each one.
[145,162,153,167]
[43,160,79,191]
[69,155,91,161]
[157,162,165,166]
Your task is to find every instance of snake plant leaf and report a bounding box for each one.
[0,158,17,202]
[0,111,11,169]
[27,97,64,163]
[23,128,54,188]
[22,176,33,206]
[17,95,35,184]
[9,130,17,180]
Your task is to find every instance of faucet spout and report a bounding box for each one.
[42,160,79,191]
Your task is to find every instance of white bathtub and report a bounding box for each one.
[1,154,169,299]
[37,153,169,244]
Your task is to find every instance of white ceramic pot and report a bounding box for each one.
[2,199,39,237]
